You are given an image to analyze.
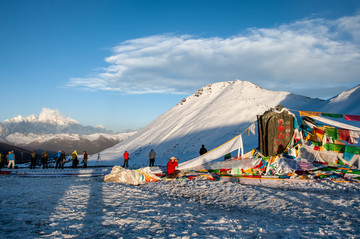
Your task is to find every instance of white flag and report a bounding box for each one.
[248,122,256,135]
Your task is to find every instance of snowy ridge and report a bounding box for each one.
[0,108,114,137]
[330,84,360,104]
[323,84,360,114]
[0,108,136,155]
[91,80,334,166]
[4,132,133,145]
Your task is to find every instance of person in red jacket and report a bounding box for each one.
[123,151,130,168]
[166,156,180,179]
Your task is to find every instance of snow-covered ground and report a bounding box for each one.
[1,172,359,238]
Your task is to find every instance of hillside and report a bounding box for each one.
[90,80,340,166]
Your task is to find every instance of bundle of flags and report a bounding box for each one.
[297,110,360,161]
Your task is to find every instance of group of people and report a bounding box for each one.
[29,150,50,169]
[2,144,211,179]
[120,145,208,179]
[121,148,157,169]
[54,150,88,169]
[29,149,87,170]
[0,149,89,170]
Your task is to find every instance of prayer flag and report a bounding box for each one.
[324,143,345,153]
[344,115,360,121]
[248,122,256,135]
[325,127,338,140]
[299,111,321,117]
[321,113,343,118]
[338,129,350,143]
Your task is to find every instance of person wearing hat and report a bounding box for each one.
[7,150,15,169]
[166,156,180,179]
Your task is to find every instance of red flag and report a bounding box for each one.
[344,115,360,121]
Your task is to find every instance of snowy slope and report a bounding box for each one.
[91,80,337,166]
[322,84,360,114]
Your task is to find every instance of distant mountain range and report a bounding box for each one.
[0,108,135,156]
[90,80,360,167]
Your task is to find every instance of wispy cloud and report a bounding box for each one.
[68,15,360,98]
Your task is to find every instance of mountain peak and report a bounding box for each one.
[330,84,360,104]
[4,108,79,125]
[179,80,263,105]
[195,80,262,96]
[0,108,114,138]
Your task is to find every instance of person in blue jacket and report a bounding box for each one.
[55,150,62,169]
[7,150,15,169]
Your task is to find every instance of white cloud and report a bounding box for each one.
[68,15,360,98]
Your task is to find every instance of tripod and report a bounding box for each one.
[95,153,102,166]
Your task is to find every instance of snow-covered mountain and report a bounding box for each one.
[0,108,135,155]
[322,84,360,114]
[0,108,113,136]
[91,80,360,167]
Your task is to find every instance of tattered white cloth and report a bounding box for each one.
[104,166,160,186]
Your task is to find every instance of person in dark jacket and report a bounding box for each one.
[83,151,88,168]
[41,151,48,169]
[30,150,37,169]
[0,152,4,169]
[148,149,156,167]
[59,151,66,169]
[199,145,208,155]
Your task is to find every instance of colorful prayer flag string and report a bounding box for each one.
[298,111,360,122]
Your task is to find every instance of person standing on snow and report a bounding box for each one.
[41,151,48,169]
[123,151,130,168]
[72,150,78,168]
[83,151,88,168]
[166,156,180,179]
[60,151,66,169]
[7,151,15,169]
[148,149,156,167]
[0,152,4,169]
[30,150,37,169]
[55,150,62,169]
[199,145,207,155]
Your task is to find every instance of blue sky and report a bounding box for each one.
[1,0,359,132]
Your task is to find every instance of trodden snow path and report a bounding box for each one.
[0,175,359,238]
